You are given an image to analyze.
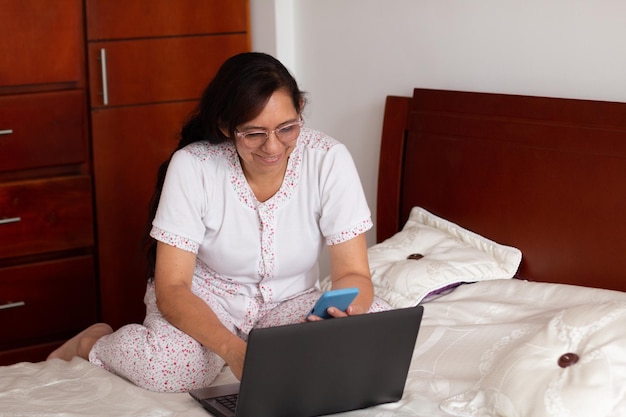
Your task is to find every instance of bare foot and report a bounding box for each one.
[47,323,113,361]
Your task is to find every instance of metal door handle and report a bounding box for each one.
[0,129,13,135]
[0,217,21,225]
[100,48,109,106]
[0,301,26,310]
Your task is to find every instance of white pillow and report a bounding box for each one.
[367,207,522,308]
[440,302,626,417]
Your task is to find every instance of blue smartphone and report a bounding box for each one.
[306,288,359,319]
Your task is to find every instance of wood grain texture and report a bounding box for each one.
[378,88,626,292]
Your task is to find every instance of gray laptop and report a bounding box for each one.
[189,305,423,417]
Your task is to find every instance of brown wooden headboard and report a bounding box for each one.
[377,88,626,292]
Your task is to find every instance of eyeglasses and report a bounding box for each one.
[235,119,304,148]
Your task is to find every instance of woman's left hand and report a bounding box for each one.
[306,303,366,321]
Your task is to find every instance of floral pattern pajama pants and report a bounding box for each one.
[89,283,391,392]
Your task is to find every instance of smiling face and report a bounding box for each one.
[233,89,301,181]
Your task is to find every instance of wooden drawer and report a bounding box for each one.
[86,0,248,40]
[0,255,98,350]
[0,340,63,365]
[0,0,84,88]
[87,34,248,108]
[0,90,88,172]
[0,176,94,259]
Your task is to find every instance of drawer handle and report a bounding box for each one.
[100,48,109,106]
[0,217,21,225]
[0,129,13,135]
[0,301,26,310]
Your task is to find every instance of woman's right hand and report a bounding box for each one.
[223,336,247,380]
[154,242,248,380]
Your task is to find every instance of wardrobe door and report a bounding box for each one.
[85,0,248,39]
[91,102,196,325]
[87,34,249,108]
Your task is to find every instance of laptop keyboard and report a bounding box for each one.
[215,394,239,412]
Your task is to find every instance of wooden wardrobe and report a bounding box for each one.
[0,0,250,363]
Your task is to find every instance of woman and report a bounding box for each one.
[48,52,389,392]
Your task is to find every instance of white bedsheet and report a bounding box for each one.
[2,279,625,417]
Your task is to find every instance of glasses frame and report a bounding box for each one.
[235,118,304,148]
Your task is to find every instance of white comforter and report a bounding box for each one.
[2,279,625,417]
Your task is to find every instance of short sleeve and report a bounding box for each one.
[150,149,207,253]
[318,144,373,245]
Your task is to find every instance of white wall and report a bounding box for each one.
[250,0,626,274]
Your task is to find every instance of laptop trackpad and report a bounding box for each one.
[190,382,240,400]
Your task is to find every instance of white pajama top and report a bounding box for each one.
[150,128,372,331]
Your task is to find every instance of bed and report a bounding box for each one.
[2,88,626,417]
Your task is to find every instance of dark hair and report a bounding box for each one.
[144,52,306,277]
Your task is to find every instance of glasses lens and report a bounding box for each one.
[242,132,267,147]
[275,121,302,142]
